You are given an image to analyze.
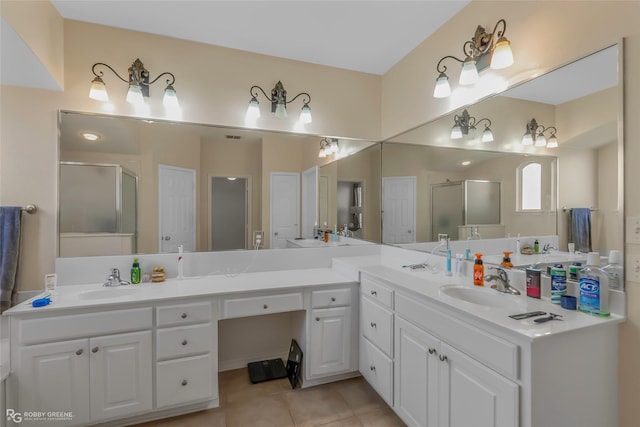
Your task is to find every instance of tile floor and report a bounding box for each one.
[133,369,405,427]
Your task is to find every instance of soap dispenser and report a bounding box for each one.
[500,251,513,268]
[131,258,141,284]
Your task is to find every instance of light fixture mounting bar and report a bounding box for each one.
[91,58,175,97]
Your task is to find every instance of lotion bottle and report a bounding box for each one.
[131,258,141,284]
[473,253,484,286]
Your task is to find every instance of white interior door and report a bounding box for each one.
[383,176,416,244]
[302,166,319,238]
[159,165,196,252]
[270,172,300,248]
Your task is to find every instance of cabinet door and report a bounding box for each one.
[17,339,90,427]
[89,331,152,422]
[309,306,352,377]
[438,343,518,427]
[394,317,439,427]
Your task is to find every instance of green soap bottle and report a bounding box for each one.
[131,258,141,284]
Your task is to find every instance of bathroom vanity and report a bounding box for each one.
[3,245,623,427]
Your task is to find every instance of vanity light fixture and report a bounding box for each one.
[450,109,494,142]
[433,19,514,98]
[522,118,558,148]
[246,81,312,124]
[318,138,339,158]
[89,58,179,109]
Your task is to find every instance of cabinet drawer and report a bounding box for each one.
[156,354,214,408]
[360,336,393,406]
[156,302,212,328]
[18,307,152,345]
[156,323,213,361]
[223,292,303,319]
[361,275,394,309]
[311,288,352,308]
[396,292,519,380]
[361,297,393,357]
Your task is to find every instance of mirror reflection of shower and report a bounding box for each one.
[337,181,363,238]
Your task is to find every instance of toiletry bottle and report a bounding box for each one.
[526,267,541,298]
[550,264,567,304]
[177,244,184,280]
[131,258,141,284]
[445,248,452,276]
[569,262,582,280]
[500,251,513,268]
[516,234,521,254]
[455,254,463,276]
[602,250,623,291]
[44,273,57,296]
[473,253,484,286]
[578,252,610,317]
[534,239,539,253]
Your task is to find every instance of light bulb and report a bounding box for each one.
[126,84,144,105]
[450,125,463,140]
[535,133,547,147]
[89,76,109,102]
[481,127,494,142]
[433,73,451,98]
[245,97,261,122]
[522,132,533,146]
[547,134,558,148]
[491,37,514,70]
[163,84,180,110]
[274,102,288,119]
[459,57,479,86]
[299,103,312,124]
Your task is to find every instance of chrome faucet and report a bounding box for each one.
[103,268,130,287]
[542,243,558,254]
[485,267,520,295]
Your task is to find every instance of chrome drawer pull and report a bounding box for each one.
[370,365,376,372]
[370,290,377,296]
[263,304,268,309]
[439,355,448,362]
[181,313,187,319]
[428,348,436,355]
[76,349,83,356]
[92,347,99,353]
[182,340,188,346]
[316,317,320,322]
[181,379,188,386]
[370,322,377,328]
[331,297,336,302]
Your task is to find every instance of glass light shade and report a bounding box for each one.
[459,58,479,86]
[126,84,144,105]
[274,102,288,119]
[318,147,328,158]
[547,135,558,148]
[89,77,109,102]
[450,125,463,140]
[245,98,261,121]
[468,124,477,139]
[162,85,180,110]
[299,104,312,124]
[490,37,514,70]
[534,133,547,147]
[330,141,339,153]
[481,127,494,142]
[433,73,451,98]
[522,132,533,146]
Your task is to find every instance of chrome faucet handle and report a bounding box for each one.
[110,268,121,279]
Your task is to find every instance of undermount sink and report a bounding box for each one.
[439,285,524,309]
[78,287,140,300]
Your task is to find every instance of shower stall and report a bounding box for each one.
[337,181,363,238]
[59,162,138,256]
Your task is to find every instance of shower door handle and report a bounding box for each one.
[163,236,171,241]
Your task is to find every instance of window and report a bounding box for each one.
[520,162,542,210]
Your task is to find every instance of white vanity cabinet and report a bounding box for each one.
[154,300,217,409]
[308,287,354,377]
[359,275,394,405]
[8,307,153,426]
[394,317,518,427]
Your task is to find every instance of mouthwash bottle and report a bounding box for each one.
[578,252,610,317]
[602,250,623,291]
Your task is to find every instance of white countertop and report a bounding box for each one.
[3,268,355,316]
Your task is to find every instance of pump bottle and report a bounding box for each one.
[473,253,484,286]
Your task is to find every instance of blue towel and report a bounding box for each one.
[569,208,592,253]
[0,206,22,313]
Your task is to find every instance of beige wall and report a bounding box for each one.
[0,0,64,88]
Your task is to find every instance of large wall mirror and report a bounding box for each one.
[382,44,623,255]
[57,112,378,257]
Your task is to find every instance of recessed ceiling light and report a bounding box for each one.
[461,160,471,166]
[227,177,237,181]
[82,132,100,141]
